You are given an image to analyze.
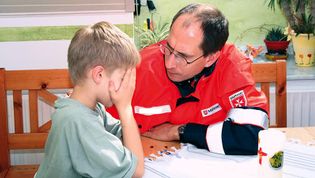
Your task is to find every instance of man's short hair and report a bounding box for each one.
[67,21,140,85]
[171,3,229,56]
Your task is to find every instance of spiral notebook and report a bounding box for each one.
[283,141,315,178]
[143,143,258,178]
[143,142,315,178]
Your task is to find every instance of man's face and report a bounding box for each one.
[164,15,209,82]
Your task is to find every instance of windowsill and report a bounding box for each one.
[253,54,315,81]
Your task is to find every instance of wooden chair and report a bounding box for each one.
[0,68,72,178]
[251,60,287,128]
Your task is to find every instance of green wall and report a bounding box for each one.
[0,24,133,42]
[135,0,286,45]
[0,0,286,46]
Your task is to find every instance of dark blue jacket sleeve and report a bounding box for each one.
[179,107,268,155]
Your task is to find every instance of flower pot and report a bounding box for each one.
[264,39,290,51]
[291,34,315,67]
[264,40,290,60]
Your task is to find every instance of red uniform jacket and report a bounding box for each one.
[108,41,268,132]
[107,41,269,155]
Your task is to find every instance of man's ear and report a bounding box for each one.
[91,66,105,84]
[204,51,220,67]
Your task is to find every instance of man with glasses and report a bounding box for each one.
[108,3,269,155]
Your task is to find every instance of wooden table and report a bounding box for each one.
[141,136,180,157]
[141,127,315,157]
[278,127,315,145]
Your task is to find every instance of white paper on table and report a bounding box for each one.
[143,144,260,178]
[283,141,315,178]
[143,142,315,178]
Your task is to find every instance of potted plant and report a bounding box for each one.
[266,0,315,66]
[290,14,315,66]
[264,27,290,60]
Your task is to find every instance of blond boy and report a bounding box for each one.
[35,21,144,178]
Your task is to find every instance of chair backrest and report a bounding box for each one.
[251,60,287,128]
[0,68,72,171]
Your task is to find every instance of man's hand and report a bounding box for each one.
[142,123,182,141]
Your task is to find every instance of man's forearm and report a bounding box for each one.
[179,107,269,155]
[179,123,209,150]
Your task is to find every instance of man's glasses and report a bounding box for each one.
[160,44,204,66]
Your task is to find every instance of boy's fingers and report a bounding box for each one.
[108,80,116,97]
[121,68,133,89]
[126,68,136,88]
[131,68,136,83]
[124,68,132,83]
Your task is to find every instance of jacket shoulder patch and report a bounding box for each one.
[229,90,247,108]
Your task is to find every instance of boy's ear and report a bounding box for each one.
[204,51,220,67]
[91,66,105,84]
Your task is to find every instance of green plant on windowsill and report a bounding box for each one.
[265,27,288,41]
[266,0,315,66]
[292,14,314,37]
[233,24,285,44]
[264,27,290,60]
[233,24,290,60]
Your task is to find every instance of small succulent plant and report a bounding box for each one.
[265,27,288,41]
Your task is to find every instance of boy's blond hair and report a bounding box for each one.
[68,21,140,85]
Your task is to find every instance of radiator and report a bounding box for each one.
[287,91,315,127]
[6,90,315,165]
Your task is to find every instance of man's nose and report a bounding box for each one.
[165,53,177,68]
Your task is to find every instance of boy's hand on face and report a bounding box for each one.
[109,68,135,112]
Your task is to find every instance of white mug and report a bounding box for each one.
[257,129,286,178]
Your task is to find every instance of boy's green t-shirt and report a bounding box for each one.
[35,98,137,178]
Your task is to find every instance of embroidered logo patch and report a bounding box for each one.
[229,90,247,108]
[201,103,222,117]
